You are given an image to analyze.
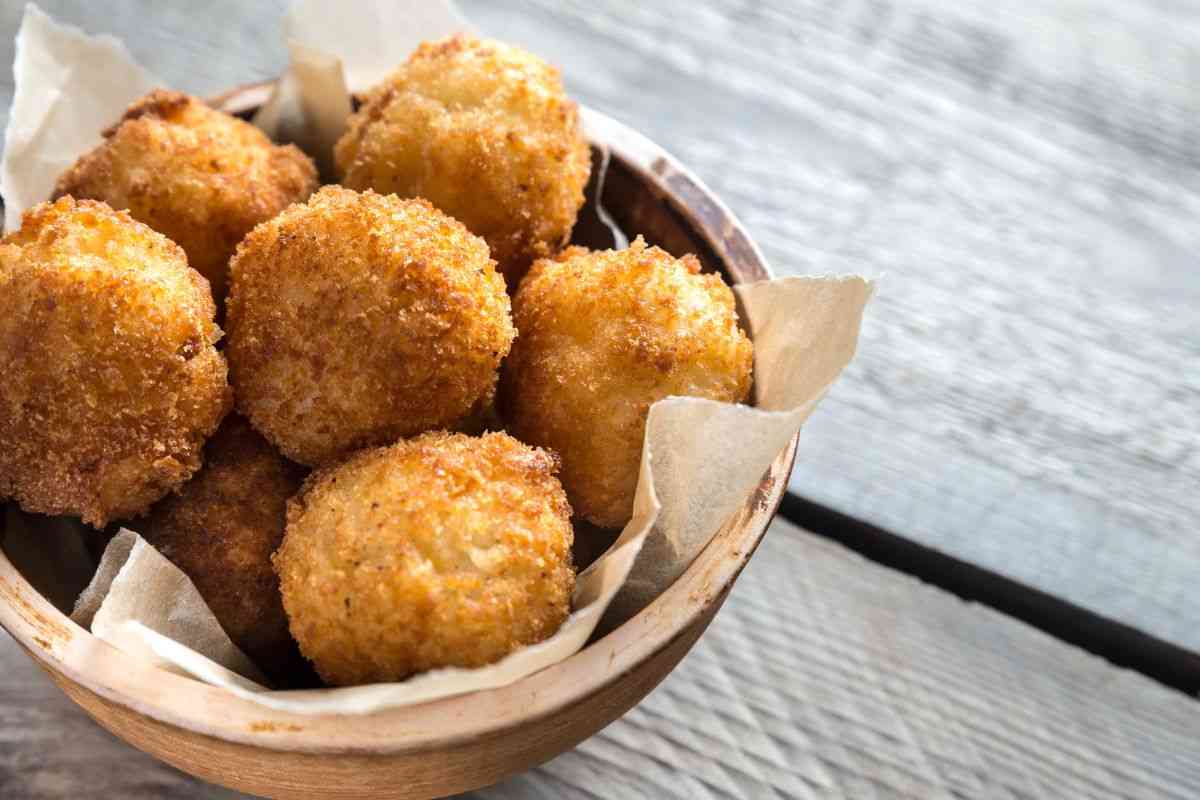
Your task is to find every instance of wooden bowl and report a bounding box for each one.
[0,83,795,800]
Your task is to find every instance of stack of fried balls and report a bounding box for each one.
[0,35,753,687]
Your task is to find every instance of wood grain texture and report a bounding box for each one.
[457,0,1200,649]
[0,638,242,799]
[0,0,288,125]
[5,518,1200,799]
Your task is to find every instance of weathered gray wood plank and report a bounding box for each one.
[0,0,1196,648]
[0,635,243,797]
[480,521,1200,799]
[461,0,1200,649]
[0,0,287,118]
[5,518,1200,798]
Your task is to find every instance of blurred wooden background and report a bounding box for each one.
[1,1,1198,797]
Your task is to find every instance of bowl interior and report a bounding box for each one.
[0,92,792,765]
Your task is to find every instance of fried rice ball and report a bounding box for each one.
[500,238,754,529]
[335,34,591,287]
[226,186,515,467]
[139,415,307,681]
[274,431,575,686]
[0,198,231,527]
[53,90,318,303]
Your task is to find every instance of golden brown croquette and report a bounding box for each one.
[138,415,307,681]
[335,35,591,287]
[0,197,231,527]
[274,431,575,686]
[225,186,515,467]
[499,238,754,528]
[54,89,318,304]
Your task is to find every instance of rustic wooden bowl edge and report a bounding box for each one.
[0,82,797,799]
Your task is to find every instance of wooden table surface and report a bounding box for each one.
[461,0,1200,652]
[5,518,1200,799]
[1,1,1198,797]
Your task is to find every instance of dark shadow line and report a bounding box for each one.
[778,492,1200,695]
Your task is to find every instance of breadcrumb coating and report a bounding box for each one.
[54,90,318,303]
[139,415,307,682]
[0,198,231,527]
[499,238,754,528]
[274,431,575,686]
[226,186,515,467]
[335,34,591,287]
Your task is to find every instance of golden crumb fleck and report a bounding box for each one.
[226,186,515,467]
[500,237,754,528]
[54,89,318,303]
[274,431,575,687]
[0,197,231,527]
[335,34,591,288]
[139,415,307,682]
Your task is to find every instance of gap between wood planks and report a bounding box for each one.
[778,492,1200,696]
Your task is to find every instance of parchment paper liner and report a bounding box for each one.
[0,2,872,715]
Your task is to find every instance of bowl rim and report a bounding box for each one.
[0,88,796,755]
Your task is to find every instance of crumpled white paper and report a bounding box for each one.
[71,529,268,684]
[0,4,158,232]
[615,275,873,618]
[251,0,467,176]
[0,1,873,715]
[67,501,652,713]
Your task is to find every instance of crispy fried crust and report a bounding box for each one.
[335,34,591,288]
[274,431,575,686]
[53,89,318,303]
[138,415,307,682]
[0,198,231,527]
[499,237,754,528]
[226,186,515,467]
